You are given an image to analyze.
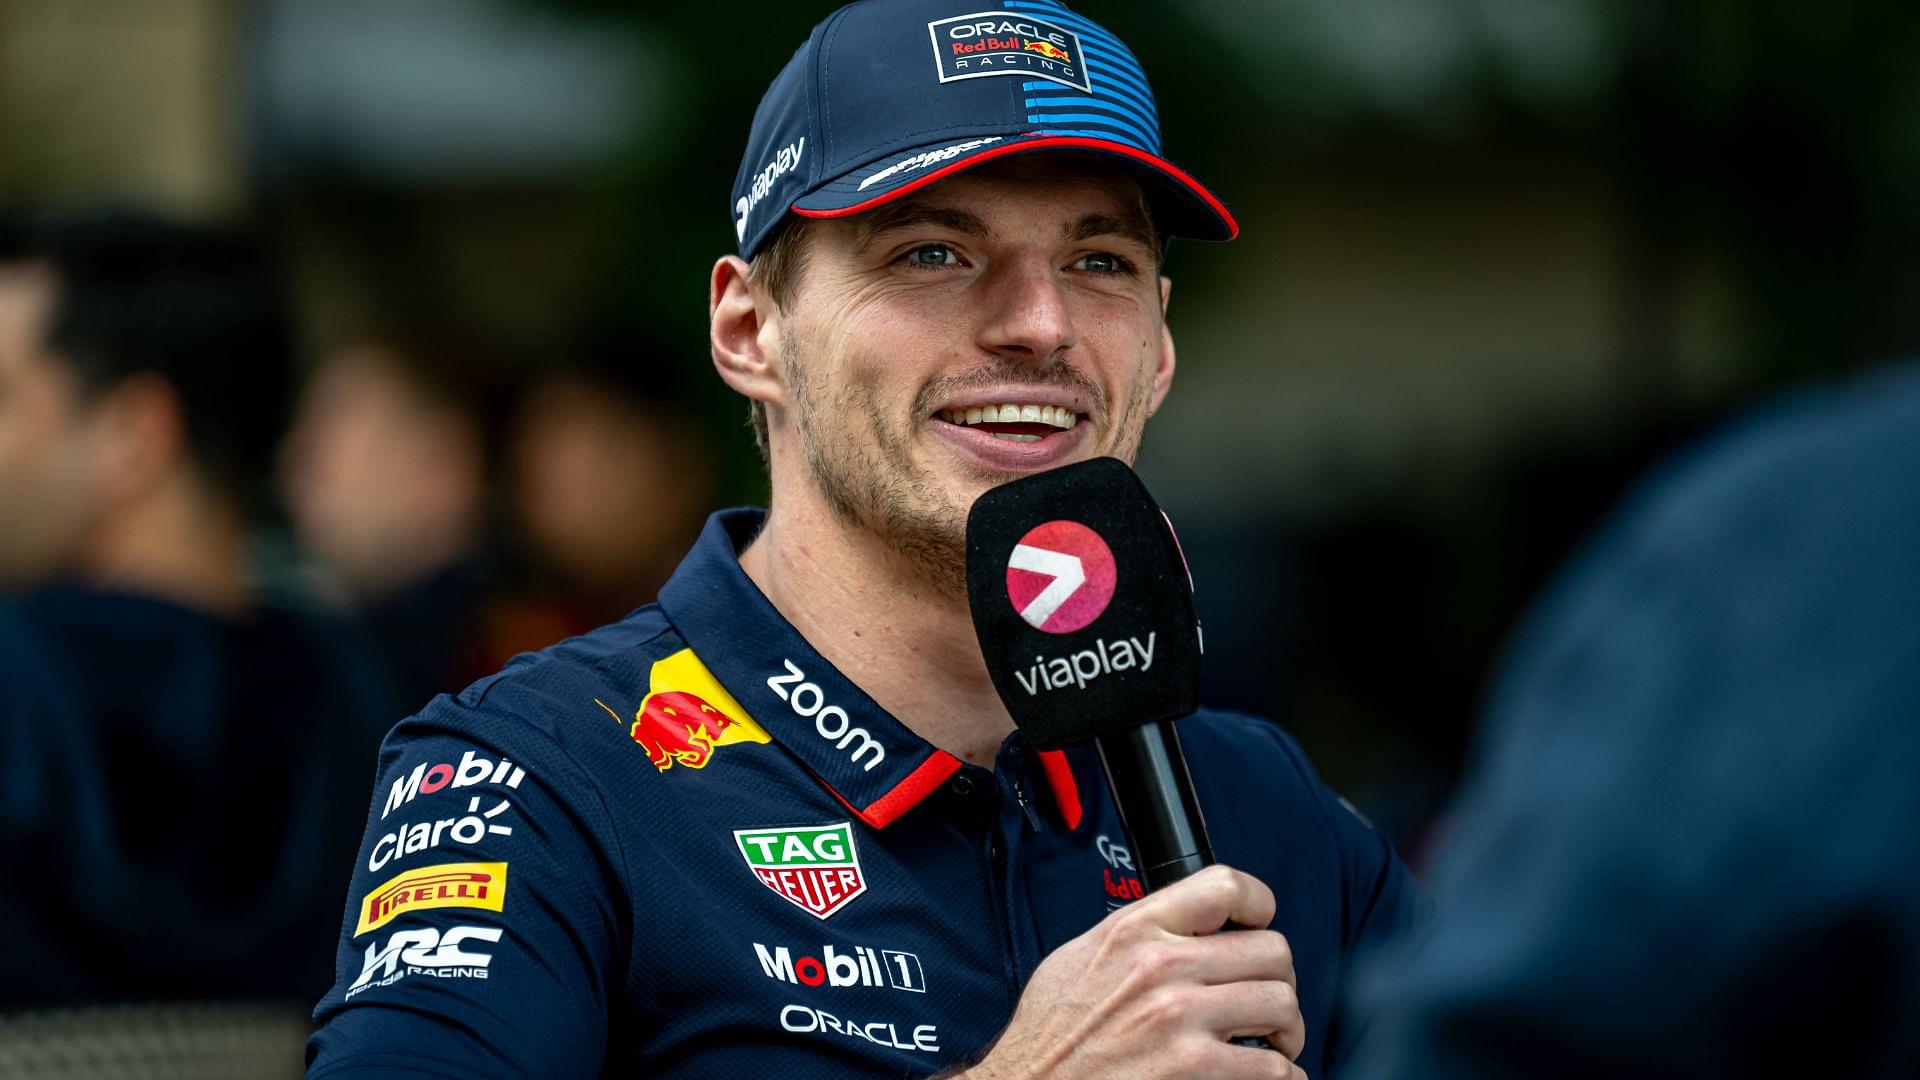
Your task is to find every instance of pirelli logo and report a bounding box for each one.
[356,861,507,936]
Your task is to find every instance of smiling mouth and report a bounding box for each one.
[934,403,1082,443]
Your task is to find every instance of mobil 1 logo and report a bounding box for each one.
[754,942,926,993]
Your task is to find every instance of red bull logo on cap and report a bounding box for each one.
[1022,39,1071,62]
[598,648,771,773]
[928,10,1089,93]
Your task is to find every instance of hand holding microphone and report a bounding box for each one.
[961,865,1305,1080]
[956,458,1304,1077]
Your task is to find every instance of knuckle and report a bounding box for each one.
[1136,985,1191,1029]
[1171,1032,1220,1068]
[1200,866,1241,904]
[1135,941,1183,982]
[1271,932,1294,970]
[1110,906,1159,946]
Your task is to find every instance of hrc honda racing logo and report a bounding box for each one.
[347,925,502,999]
[927,10,1089,93]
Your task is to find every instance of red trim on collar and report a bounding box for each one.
[1036,749,1083,831]
[818,750,964,830]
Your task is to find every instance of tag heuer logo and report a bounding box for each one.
[735,822,867,919]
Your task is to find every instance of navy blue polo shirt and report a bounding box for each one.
[308,509,1424,1078]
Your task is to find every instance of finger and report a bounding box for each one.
[1137,864,1276,938]
[1193,980,1305,1061]
[1181,928,1296,990]
[1196,1038,1307,1079]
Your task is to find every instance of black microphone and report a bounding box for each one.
[965,457,1270,1051]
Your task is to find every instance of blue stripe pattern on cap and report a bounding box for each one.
[1009,0,1162,153]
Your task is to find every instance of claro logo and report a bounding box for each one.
[768,660,884,771]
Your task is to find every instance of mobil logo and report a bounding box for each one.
[1005,520,1117,634]
[753,942,926,993]
[381,750,525,819]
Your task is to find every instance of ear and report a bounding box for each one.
[1148,275,1176,416]
[88,373,186,506]
[710,255,787,413]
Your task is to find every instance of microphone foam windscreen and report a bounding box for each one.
[965,457,1202,750]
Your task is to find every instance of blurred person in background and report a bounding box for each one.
[482,336,713,663]
[0,209,393,1009]
[281,333,500,711]
[1346,361,1920,1078]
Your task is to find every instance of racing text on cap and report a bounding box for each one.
[927,10,1090,93]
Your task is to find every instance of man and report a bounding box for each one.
[307,2,1423,1076]
[1344,362,1920,1078]
[0,210,394,1007]
[282,333,499,708]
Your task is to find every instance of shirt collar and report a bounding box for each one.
[658,509,1080,831]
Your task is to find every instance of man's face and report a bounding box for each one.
[0,266,97,586]
[768,158,1174,589]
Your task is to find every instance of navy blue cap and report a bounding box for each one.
[730,0,1237,259]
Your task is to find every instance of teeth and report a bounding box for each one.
[993,433,1042,442]
[936,403,1080,430]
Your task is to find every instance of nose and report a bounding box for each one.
[976,256,1077,364]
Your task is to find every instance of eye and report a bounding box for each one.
[900,243,965,270]
[1072,251,1135,275]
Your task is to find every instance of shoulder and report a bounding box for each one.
[1579,360,1920,571]
[387,605,684,788]
[1494,361,1920,742]
[1179,707,1377,837]
[1179,708,1322,786]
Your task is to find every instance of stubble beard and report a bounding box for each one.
[785,328,1151,600]
[789,328,972,598]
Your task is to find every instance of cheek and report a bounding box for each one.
[0,391,82,494]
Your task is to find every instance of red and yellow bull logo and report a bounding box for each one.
[1023,39,1071,62]
[598,649,770,773]
[356,861,507,936]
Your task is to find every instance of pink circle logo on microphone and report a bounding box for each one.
[1005,520,1118,634]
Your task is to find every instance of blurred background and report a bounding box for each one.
[2,0,1918,1057]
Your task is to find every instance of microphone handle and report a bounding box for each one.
[1092,722,1274,1052]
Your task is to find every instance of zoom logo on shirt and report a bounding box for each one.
[767,659,885,771]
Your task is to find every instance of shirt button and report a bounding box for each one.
[948,774,977,797]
